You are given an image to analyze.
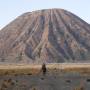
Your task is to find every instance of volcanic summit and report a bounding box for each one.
[0,9,90,63]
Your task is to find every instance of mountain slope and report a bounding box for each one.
[0,9,90,63]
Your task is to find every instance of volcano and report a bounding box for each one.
[0,9,90,63]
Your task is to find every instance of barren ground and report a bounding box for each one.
[0,63,90,90]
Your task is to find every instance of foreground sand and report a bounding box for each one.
[0,63,90,90]
[0,63,90,75]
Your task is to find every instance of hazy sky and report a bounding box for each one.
[0,0,90,29]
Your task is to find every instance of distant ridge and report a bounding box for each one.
[0,8,90,63]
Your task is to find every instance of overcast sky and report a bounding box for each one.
[0,0,90,29]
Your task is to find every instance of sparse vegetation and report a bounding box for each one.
[0,79,15,90]
[74,86,84,90]
[0,64,89,90]
[0,63,89,75]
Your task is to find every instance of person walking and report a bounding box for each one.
[42,63,47,75]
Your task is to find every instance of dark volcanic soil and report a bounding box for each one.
[0,72,90,90]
